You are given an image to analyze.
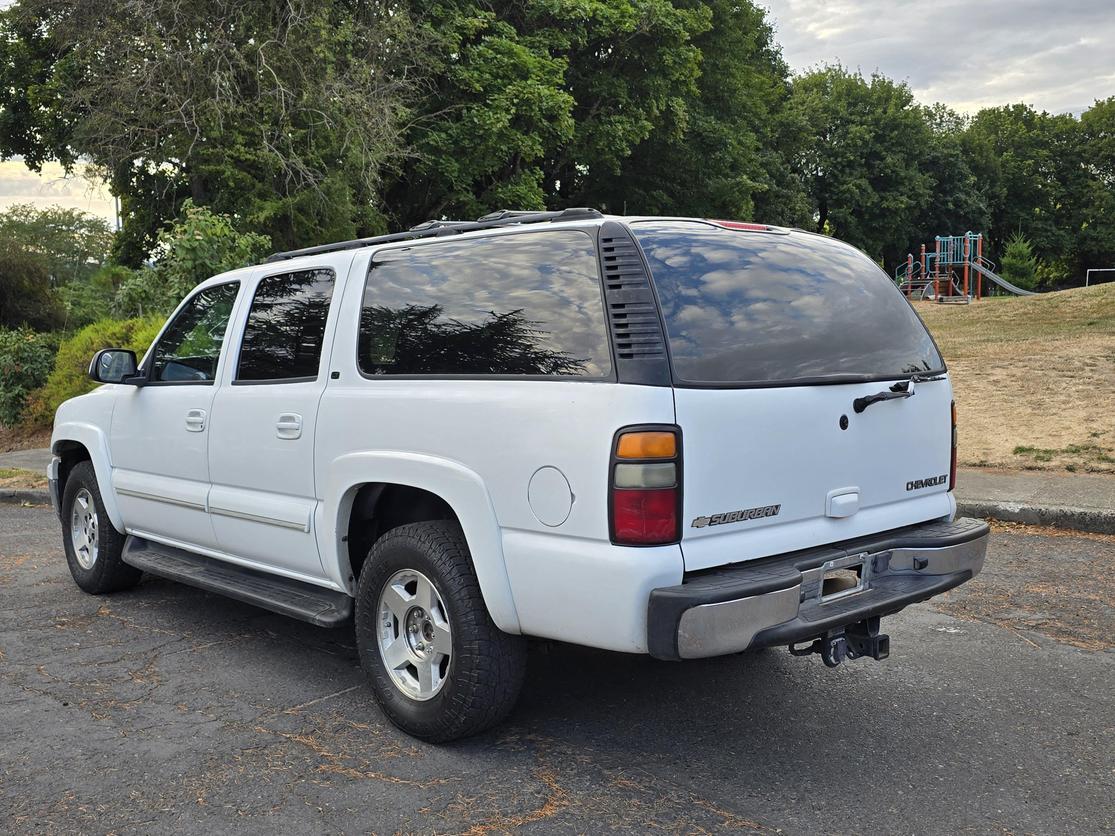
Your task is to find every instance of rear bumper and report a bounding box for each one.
[647,517,989,660]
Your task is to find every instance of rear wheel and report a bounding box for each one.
[61,461,141,594]
[355,521,526,742]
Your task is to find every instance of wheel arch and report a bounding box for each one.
[322,451,521,634]
[51,423,123,531]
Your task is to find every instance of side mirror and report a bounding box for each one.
[88,348,141,385]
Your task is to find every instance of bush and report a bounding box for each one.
[0,328,56,426]
[114,200,270,317]
[23,316,164,428]
[1000,232,1039,291]
[0,242,65,330]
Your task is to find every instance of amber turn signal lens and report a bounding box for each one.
[616,431,676,459]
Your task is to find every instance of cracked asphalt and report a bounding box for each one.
[1,503,1112,834]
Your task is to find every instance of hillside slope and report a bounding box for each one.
[917,284,1115,473]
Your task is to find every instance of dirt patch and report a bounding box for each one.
[931,522,1115,650]
[917,284,1115,474]
[0,425,51,454]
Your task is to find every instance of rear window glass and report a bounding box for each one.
[632,222,944,385]
[358,231,612,378]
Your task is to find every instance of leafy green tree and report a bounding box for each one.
[1000,232,1040,290]
[0,0,423,262]
[1077,97,1115,277]
[114,201,270,317]
[0,204,114,286]
[963,104,1085,269]
[787,65,933,264]
[583,0,808,224]
[909,105,988,246]
[0,243,64,330]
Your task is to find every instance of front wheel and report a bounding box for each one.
[355,521,526,742]
[61,461,141,594]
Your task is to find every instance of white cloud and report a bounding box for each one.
[0,160,116,223]
[761,0,1115,114]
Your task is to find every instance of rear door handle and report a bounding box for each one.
[276,413,303,440]
[185,409,207,432]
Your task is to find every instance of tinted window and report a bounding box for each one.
[358,231,612,377]
[632,222,944,384]
[150,282,240,383]
[237,269,335,381]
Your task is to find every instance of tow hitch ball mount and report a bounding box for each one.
[788,616,891,668]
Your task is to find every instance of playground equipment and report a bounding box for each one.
[894,232,1036,303]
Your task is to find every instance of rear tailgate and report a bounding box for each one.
[631,221,954,571]
[674,381,952,571]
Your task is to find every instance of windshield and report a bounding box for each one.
[632,222,945,386]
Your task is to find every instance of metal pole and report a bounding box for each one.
[963,234,970,299]
[906,254,913,297]
[934,239,941,300]
[976,234,983,299]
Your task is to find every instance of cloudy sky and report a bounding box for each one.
[761,0,1115,115]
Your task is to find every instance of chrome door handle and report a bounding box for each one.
[185,408,206,432]
[276,413,303,440]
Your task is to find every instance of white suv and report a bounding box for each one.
[49,209,989,741]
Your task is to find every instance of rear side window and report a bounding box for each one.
[237,269,335,382]
[358,231,612,378]
[632,222,944,385]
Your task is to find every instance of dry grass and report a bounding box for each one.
[918,283,1115,474]
[0,468,47,490]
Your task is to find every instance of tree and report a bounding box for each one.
[0,243,64,330]
[786,66,933,264]
[1000,232,1039,291]
[581,0,808,224]
[0,0,424,262]
[963,104,1085,270]
[1076,97,1115,277]
[0,204,114,286]
[382,0,712,227]
[909,105,988,246]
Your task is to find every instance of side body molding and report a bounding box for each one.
[320,451,521,634]
[51,420,124,531]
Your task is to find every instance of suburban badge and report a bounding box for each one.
[691,504,781,528]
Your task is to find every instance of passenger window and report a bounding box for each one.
[149,282,240,383]
[358,231,612,377]
[237,269,335,382]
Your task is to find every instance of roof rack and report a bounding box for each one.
[263,207,604,263]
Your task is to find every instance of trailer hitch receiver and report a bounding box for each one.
[788,617,890,667]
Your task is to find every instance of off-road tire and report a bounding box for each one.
[355,520,527,742]
[61,461,141,594]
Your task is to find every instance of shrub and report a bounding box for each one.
[23,315,163,427]
[0,328,56,426]
[114,201,270,317]
[0,242,65,330]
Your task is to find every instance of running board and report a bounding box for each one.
[122,536,352,627]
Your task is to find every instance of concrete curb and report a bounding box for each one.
[957,499,1115,536]
[0,489,50,506]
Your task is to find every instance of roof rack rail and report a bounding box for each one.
[263,207,604,263]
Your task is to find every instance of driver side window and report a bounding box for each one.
[149,282,240,383]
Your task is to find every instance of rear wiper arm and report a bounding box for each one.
[853,381,915,414]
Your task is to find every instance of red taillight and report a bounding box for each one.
[610,426,681,546]
[612,488,679,544]
[949,401,958,491]
[712,220,771,232]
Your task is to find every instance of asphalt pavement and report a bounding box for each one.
[1,503,1112,834]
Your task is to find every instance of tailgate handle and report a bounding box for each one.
[826,488,859,518]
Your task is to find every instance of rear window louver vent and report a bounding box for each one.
[597,221,671,386]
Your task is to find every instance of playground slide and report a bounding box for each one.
[968,260,1036,296]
